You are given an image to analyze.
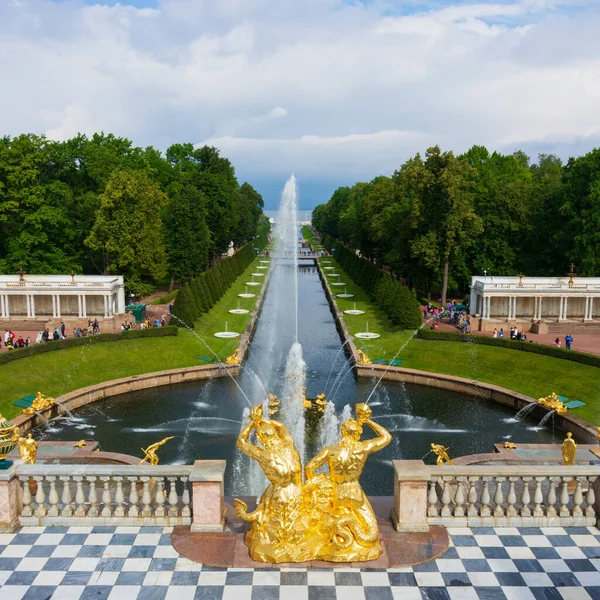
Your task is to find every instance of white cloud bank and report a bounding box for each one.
[1,0,600,183]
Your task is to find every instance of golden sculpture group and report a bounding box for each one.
[139,437,174,465]
[234,402,391,563]
[22,392,55,415]
[537,392,568,414]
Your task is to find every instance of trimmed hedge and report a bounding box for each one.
[321,233,422,329]
[171,233,268,328]
[0,326,178,366]
[417,328,600,369]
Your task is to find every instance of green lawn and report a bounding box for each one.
[301,226,314,240]
[0,257,269,419]
[320,257,600,424]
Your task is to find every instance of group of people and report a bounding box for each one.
[139,315,166,329]
[555,334,574,349]
[2,330,31,349]
[492,327,528,341]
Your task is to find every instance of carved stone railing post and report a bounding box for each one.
[189,460,226,532]
[0,464,21,532]
[391,460,429,533]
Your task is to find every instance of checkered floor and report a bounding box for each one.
[2,526,600,600]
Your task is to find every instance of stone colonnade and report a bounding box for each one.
[0,293,120,319]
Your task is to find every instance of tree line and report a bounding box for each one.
[0,134,268,295]
[313,145,600,304]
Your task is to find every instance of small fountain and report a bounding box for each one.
[324,266,335,270]
[246,275,262,287]
[327,272,341,278]
[354,321,380,340]
[229,300,250,315]
[344,302,365,315]
[256,266,268,270]
[238,286,256,299]
[337,287,354,299]
[214,321,240,339]
[259,260,270,264]
[252,272,265,277]
[331,281,345,287]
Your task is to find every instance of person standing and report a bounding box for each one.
[60,320,65,338]
[564,334,573,350]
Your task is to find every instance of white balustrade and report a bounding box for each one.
[425,465,598,527]
[17,465,193,527]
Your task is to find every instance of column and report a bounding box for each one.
[513,296,518,320]
[559,297,564,321]
[77,295,83,318]
[189,460,226,532]
[3,295,8,318]
[81,295,87,318]
[391,460,430,532]
[26,295,31,318]
[538,296,543,320]
[104,296,109,318]
[591,297,595,321]
[52,295,57,318]
[111,295,116,317]
[0,295,4,318]
[30,296,35,318]
[56,295,61,318]
[487,296,492,319]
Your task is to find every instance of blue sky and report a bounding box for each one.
[5,0,600,209]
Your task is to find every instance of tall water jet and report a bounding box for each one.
[280,342,307,463]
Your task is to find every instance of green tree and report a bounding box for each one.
[85,170,168,288]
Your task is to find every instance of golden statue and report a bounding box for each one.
[73,440,87,448]
[314,393,327,412]
[504,441,517,449]
[226,348,241,365]
[267,393,280,415]
[302,386,312,410]
[537,392,567,414]
[22,392,55,415]
[562,432,577,465]
[234,402,392,563]
[0,415,20,462]
[431,443,454,466]
[357,349,371,366]
[234,404,307,563]
[139,437,174,466]
[18,434,38,464]
[304,402,392,562]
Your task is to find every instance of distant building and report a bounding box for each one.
[470,275,600,329]
[0,274,126,320]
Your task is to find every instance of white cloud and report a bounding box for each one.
[0,0,599,185]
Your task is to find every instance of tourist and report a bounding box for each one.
[25,336,31,347]
[17,336,24,348]
[3,330,9,345]
[42,329,49,343]
[564,333,573,350]
[155,318,161,328]
[555,337,561,348]
[36,331,43,344]
[6,338,13,350]
[493,328,498,338]
[53,329,60,341]
[499,328,504,338]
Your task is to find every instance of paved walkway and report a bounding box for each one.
[2,525,600,599]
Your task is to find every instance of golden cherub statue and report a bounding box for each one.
[562,432,577,465]
[431,443,454,466]
[139,437,174,466]
[234,402,392,563]
[18,433,38,464]
[73,440,87,448]
[357,349,372,365]
[23,392,55,415]
[226,348,241,365]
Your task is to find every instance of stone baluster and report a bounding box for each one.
[533,478,544,517]
[87,477,98,517]
[60,477,73,517]
[155,478,166,517]
[441,479,452,517]
[34,477,47,518]
[181,477,191,518]
[520,478,531,517]
[47,477,60,517]
[585,478,596,518]
[454,479,466,517]
[573,479,584,518]
[559,478,570,517]
[128,477,140,517]
[506,479,517,517]
[101,478,112,517]
[546,479,558,517]
[467,478,479,517]
[113,477,125,518]
[74,477,86,517]
[427,480,439,517]
[20,477,33,517]
[480,479,491,517]
[493,478,505,517]
[141,477,152,517]
[168,478,179,517]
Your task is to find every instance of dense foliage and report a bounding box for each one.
[0,134,268,295]
[0,326,178,365]
[314,145,600,302]
[323,234,422,329]
[171,234,268,328]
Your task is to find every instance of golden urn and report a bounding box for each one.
[0,414,20,464]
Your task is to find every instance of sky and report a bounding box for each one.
[2,0,600,209]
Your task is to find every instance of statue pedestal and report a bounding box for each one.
[189,460,226,533]
[391,460,430,533]
[0,464,21,532]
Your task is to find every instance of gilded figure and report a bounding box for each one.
[139,437,174,466]
[18,434,38,464]
[23,392,55,415]
[234,404,307,562]
[562,432,577,465]
[431,443,454,466]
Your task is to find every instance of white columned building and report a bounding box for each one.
[470,275,600,329]
[0,274,126,321]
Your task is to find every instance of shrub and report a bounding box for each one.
[416,329,600,368]
[170,284,198,328]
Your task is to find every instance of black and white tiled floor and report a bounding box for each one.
[2,525,600,599]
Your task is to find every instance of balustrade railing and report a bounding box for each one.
[426,465,598,527]
[16,464,193,527]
